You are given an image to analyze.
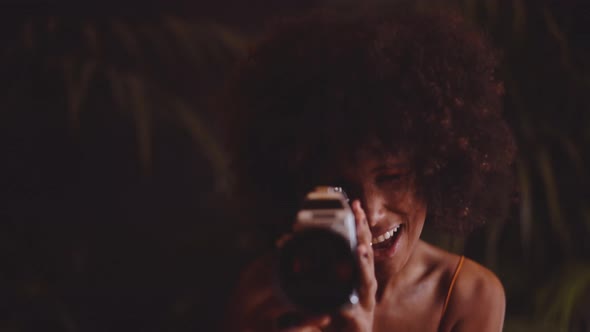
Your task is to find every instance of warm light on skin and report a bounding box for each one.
[319,148,427,281]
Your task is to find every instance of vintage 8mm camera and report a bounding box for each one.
[277,186,361,314]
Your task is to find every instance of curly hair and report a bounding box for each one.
[222,5,516,237]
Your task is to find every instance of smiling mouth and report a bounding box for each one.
[371,225,403,251]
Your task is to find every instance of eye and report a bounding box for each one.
[375,172,409,185]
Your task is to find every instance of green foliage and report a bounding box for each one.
[451,0,590,329]
[7,16,246,188]
[1,14,247,331]
[536,263,590,330]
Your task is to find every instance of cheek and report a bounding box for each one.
[386,185,425,213]
[413,206,427,232]
[406,198,427,236]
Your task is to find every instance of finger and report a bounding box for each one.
[349,200,376,308]
[277,314,331,332]
[280,328,322,332]
[304,315,331,327]
[355,244,377,309]
[351,200,371,248]
[300,315,331,328]
[281,327,324,332]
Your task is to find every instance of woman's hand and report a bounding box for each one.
[331,200,377,332]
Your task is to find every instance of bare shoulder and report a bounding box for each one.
[441,255,506,332]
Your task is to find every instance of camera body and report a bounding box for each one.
[277,186,360,314]
[294,186,357,249]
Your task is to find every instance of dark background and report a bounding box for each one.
[0,1,589,331]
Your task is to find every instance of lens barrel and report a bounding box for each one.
[277,228,360,314]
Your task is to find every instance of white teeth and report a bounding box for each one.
[372,226,401,244]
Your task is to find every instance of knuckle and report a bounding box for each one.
[367,284,377,297]
[369,279,378,291]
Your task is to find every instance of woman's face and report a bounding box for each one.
[319,148,427,274]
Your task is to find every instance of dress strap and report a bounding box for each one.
[442,255,465,317]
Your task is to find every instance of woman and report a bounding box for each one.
[222,5,516,332]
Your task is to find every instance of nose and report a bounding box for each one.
[358,186,386,228]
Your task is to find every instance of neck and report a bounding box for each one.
[374,240,427,301]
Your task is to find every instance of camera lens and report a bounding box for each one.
[277,228,359,314]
